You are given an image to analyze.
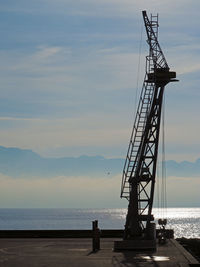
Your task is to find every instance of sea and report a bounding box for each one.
[0,208,199,239]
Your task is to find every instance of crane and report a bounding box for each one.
[114,11,178,250]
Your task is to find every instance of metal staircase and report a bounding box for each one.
[120,12,168,200]
[120,71,154,200]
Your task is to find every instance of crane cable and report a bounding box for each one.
[134,24,143,117]
[161,92,167,219]
[156,147,160,218]
[156,92,167,220]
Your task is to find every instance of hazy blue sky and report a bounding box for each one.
[0,1,200,208]
[0,0,200,161]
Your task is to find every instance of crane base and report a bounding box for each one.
[114,239,156,251]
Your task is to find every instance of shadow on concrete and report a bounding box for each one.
[87,250,99,256]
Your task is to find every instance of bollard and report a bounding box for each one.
[92,220,100,252]
[158,218,167,244]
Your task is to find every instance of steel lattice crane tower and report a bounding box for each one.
[115,11,178,250]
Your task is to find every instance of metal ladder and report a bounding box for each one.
[120,75,154,200]
[120,14,159,200]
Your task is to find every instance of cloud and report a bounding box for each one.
[0,45,141,90]
[0,0,200,163]
[168,45,200,75]
[0,43,144,121]
[0,173,124,208]
[165,176,200,207]
[1,46,71,78]
[34,46,62,59]
[0,114,131,156]
[0,173,199,208]
[0,0,196,19]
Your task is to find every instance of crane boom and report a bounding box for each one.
[115,10,178,250]
[142,11,169,70]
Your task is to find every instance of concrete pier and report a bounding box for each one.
[0,238,199,266]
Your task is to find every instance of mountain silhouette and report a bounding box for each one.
[0,146,200,178]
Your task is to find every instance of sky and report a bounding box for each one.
[0,0,200,208]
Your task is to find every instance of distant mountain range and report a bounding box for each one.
[0,146,123,178]
[0,146,200,178]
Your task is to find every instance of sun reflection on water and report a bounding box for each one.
[105,207,200,238]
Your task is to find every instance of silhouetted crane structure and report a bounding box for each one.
[115,11,178,250]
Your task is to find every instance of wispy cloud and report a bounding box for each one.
[0,117,43,122]
[0,114,131,157]
[0,173,123,208]
[0,173,199,208]
[0,0,195,18]
[34,46,62,58]
[0,0,200,163]
[165,176,200,207]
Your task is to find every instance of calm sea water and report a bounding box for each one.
[0,208,199,238]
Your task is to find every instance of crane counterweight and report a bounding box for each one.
[146,69,177,85]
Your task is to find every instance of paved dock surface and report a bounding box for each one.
[0,238,199,266]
